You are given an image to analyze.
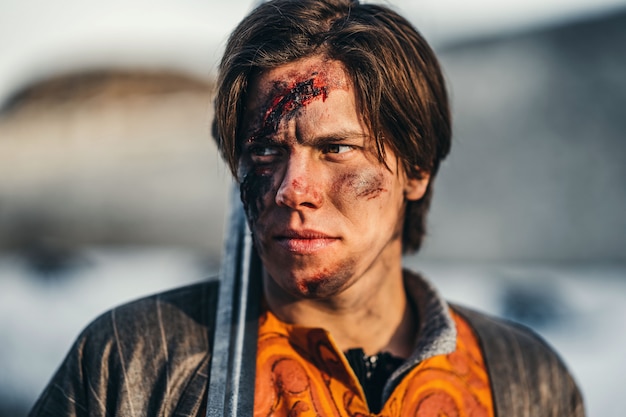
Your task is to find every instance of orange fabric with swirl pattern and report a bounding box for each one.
[254,308,494,417]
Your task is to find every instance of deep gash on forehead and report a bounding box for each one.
[249,73,329,142]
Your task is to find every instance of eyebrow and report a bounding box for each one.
[243,130,368,146]
[304,130,369,146]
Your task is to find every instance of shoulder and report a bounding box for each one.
[81,279,219,352]
[451,303,560,361]
[451,304,585,417]
[29,279,220,417]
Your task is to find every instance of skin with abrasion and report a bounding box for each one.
[241,72,332,224]
[238,56,429,356]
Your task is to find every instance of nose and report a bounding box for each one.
[275,155,323,210]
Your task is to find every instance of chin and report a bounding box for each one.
[293,279,338,298]
[263,254,358,299]
[283,268,351,299]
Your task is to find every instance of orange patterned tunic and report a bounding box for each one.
[254,307,494,417]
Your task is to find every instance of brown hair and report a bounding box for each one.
[212,0,451,253]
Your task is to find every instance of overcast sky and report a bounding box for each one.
[1,0,625,104]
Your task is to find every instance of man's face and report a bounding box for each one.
[238,56,428,301]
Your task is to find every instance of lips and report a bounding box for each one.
[273,229,339,254]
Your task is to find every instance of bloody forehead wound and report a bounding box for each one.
[248,72,330,143]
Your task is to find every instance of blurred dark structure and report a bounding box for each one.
[500,278,571,328]
[0,70,230,275]
[2,70,210,113]
[422,8,626,262]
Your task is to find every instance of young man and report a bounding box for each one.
[30,0,584,416]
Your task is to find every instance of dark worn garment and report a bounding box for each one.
[30,282,218,417]
[453,305,585,417]
[29,273,585,417]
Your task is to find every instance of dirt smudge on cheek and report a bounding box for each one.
[240,170,274,226]
[336,170,388,201]
[356,172,387,200]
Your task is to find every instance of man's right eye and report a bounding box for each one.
[250,146,279,156]
[247,145,282,163]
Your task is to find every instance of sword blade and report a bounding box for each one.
[207,184,261,416]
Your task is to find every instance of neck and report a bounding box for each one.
[263,266,417,358]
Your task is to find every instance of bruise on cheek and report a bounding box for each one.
[356,172,387,200]
[336,171,388,201]
[249,74,329,142]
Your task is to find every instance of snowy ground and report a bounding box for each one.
[1,248,624,416]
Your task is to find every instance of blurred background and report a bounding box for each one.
[1,0,625,415]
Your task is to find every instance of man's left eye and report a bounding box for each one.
[324,144,353,154]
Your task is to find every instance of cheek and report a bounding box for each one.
[334,169,389,202]
[240,169,275,225]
